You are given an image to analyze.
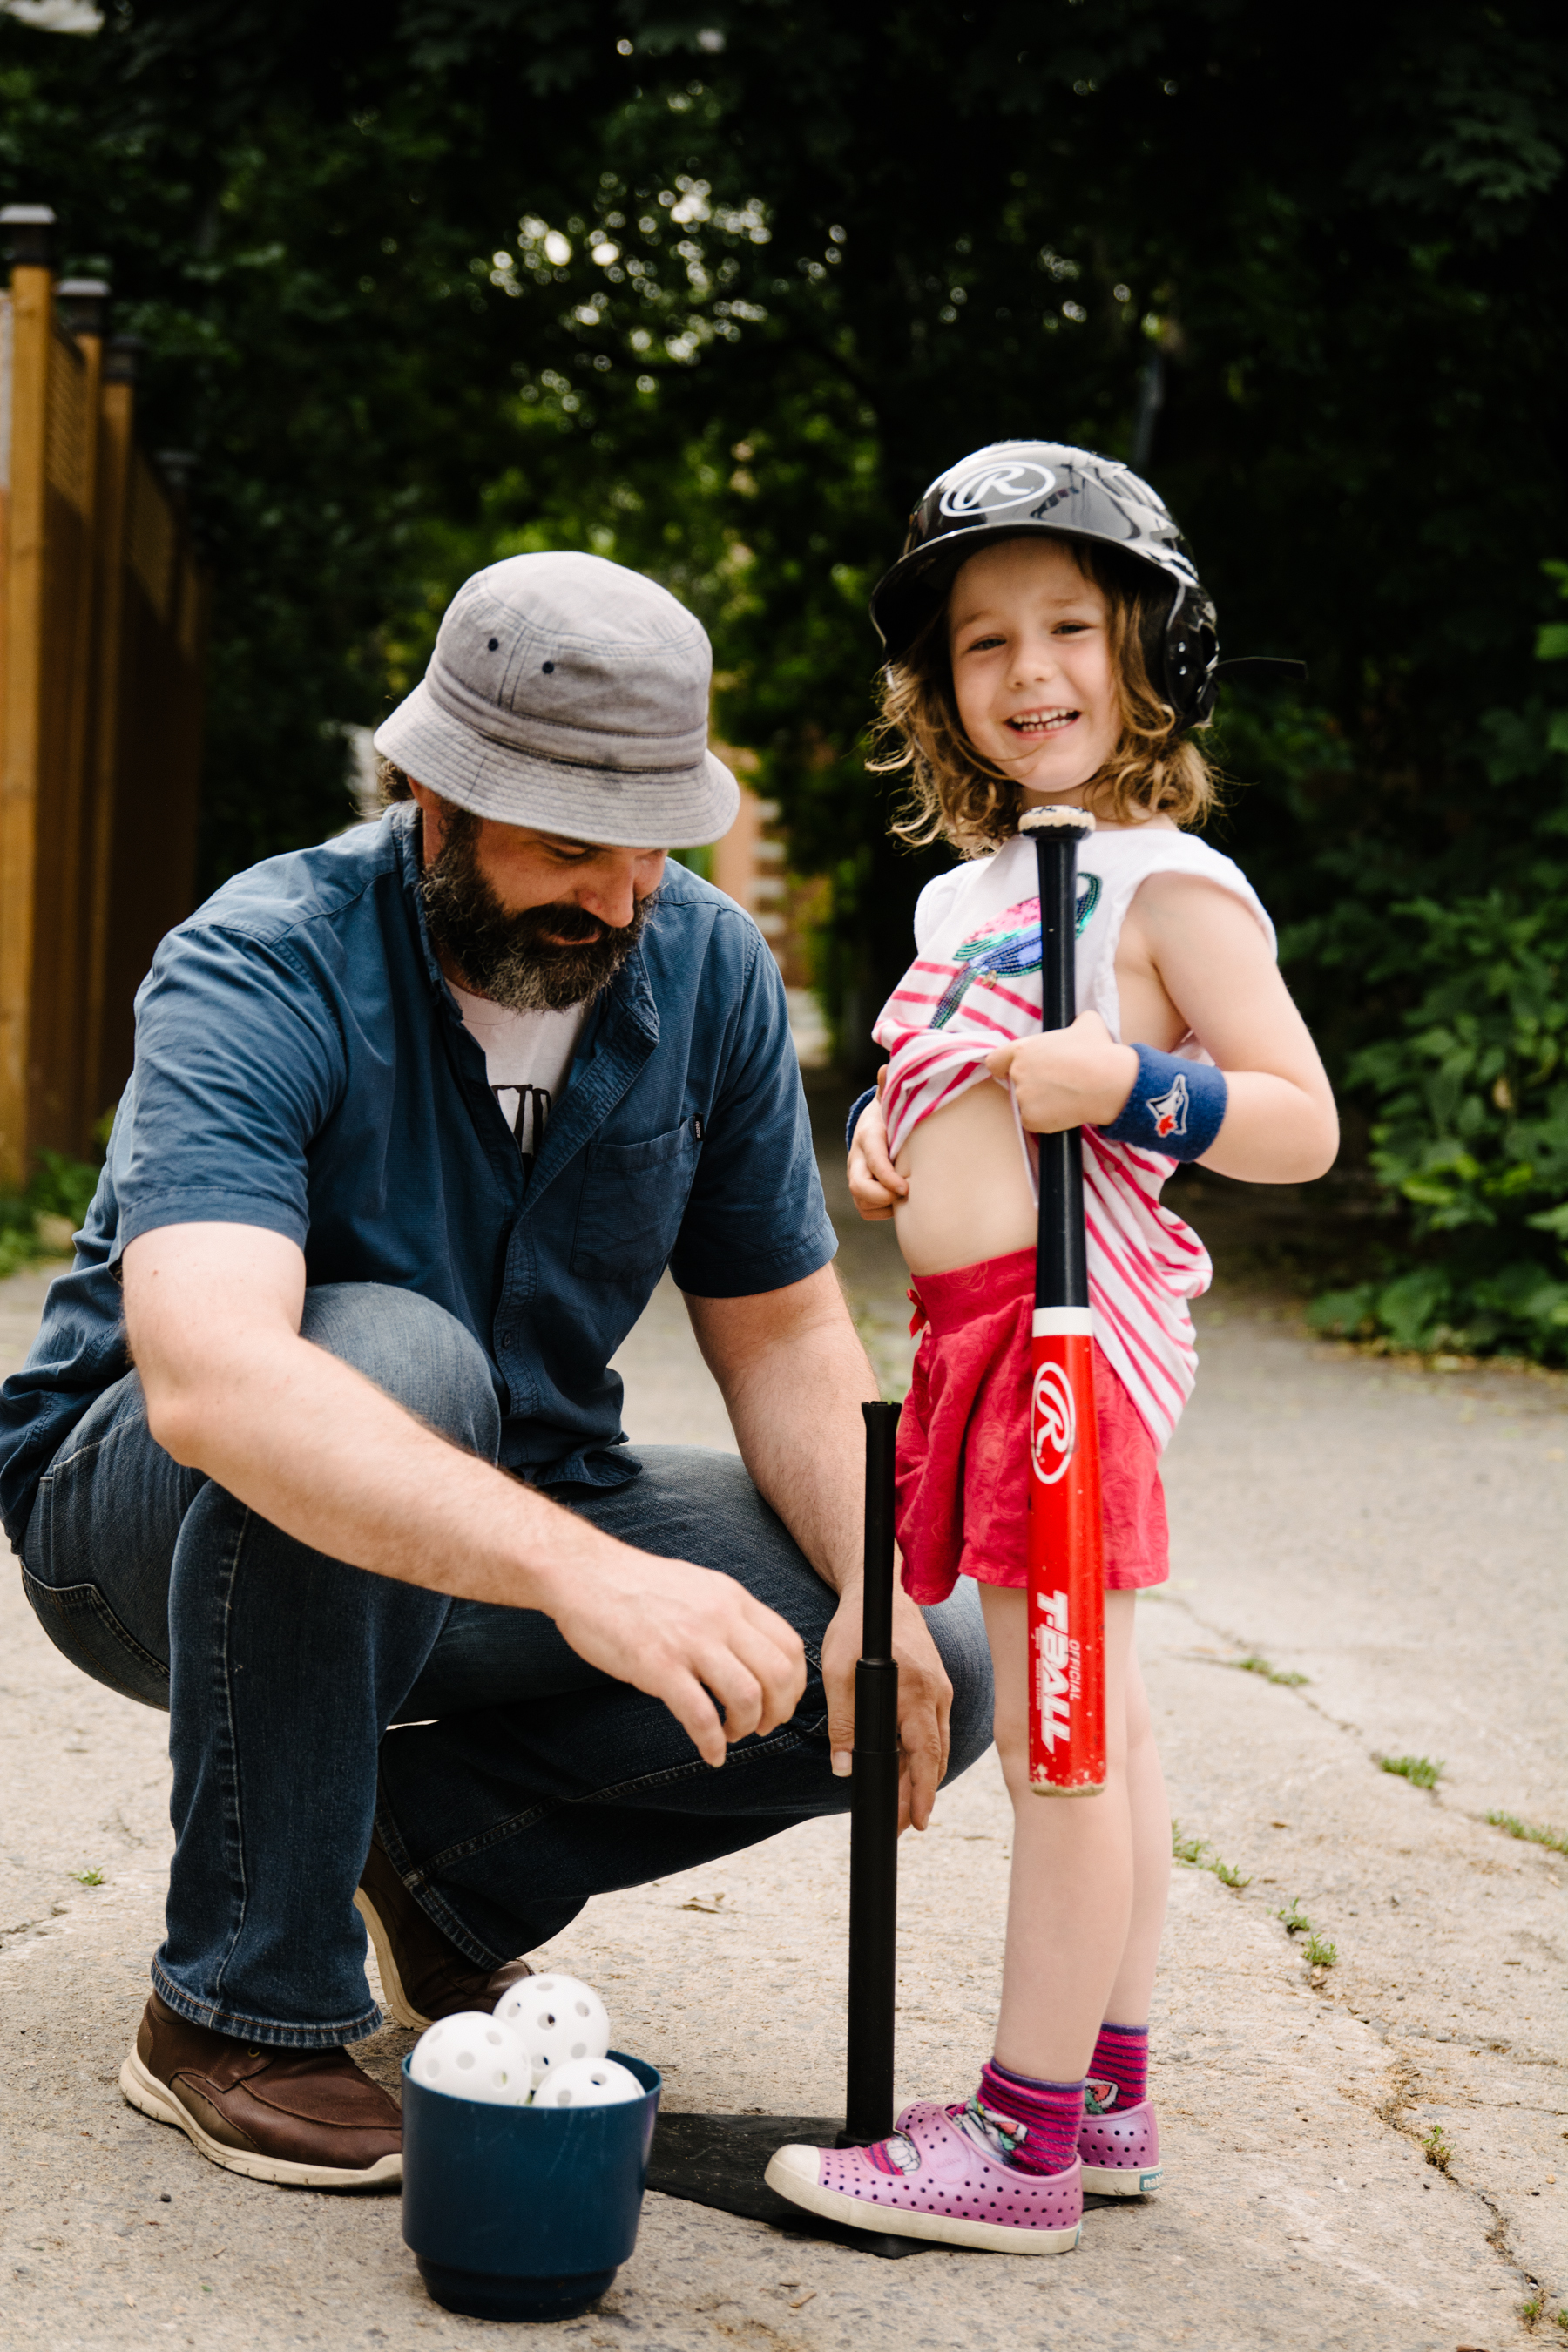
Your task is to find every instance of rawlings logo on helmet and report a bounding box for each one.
[937,456,1059,520]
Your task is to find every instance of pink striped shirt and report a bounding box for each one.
[872,824,1275,1450]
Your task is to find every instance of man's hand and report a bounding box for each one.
[544,1550,806,1769]
[848,1073,908,1220]
[820,1584,953,1832]
[985,1010,1137,1134]
[686,1271,958,1821]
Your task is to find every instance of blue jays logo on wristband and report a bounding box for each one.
[1098,1043,1227,1161]
[1146,1073,1189,1140]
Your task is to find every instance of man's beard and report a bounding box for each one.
[419,807,655,1014]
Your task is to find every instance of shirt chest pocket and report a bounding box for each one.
[570,1119,702,1282]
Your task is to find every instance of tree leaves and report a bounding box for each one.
[1,0,1565,1045]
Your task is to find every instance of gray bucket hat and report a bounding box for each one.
[373,550,740,847]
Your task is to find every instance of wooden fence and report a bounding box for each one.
[0,205,207,1188]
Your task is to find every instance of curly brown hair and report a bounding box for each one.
[875,534,1217,852]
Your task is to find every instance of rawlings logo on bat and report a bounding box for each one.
[1031,1362,1077,1484]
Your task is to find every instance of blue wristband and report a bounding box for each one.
[1098,1044,1227,1159]
[846,1085,877,1154]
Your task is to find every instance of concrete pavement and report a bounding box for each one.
[0,1137,1563,2349]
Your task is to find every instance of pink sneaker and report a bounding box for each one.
[1078,2080,1162,2195]
[766,2099,1081,2254]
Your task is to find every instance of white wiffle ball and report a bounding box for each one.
[494,1972,610,2089]
[531,2055,644,2109]
[409,2011,532,2105]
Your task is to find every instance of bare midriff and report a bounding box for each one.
[892,1078,1039,1278]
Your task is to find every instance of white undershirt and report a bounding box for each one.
[450,983,589,1166]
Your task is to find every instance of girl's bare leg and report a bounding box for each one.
[1105,1633,1170,2028]
[981,1586,1166,2079]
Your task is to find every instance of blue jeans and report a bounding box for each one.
[19,1283,993,2045]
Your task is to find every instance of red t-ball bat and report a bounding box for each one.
[1019,808,1107,1796]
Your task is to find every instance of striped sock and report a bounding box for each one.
[977,2058,1085,2176]
[1091,2020,1149,2109]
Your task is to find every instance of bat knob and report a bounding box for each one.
[1018,807,1096,837]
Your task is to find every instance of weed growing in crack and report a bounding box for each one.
[1172,1821,1251,1889]
[1518,2293,1544,2324]
[1380,1754,1444,1790]
[1233,1652,1310,1687]
[1423,2123,1454,2173]
[72,1868,105,1887]
[1276,1898,1312,1936]
[1485,1809,1568,1857]
[1304,1930,1338,1969]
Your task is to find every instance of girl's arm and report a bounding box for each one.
[985,873,1339,1185]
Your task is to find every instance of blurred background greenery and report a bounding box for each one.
[3,0,1566,1356]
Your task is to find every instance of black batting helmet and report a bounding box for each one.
[868,440,1221,729]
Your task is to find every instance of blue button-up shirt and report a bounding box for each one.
[0,808,835,1548]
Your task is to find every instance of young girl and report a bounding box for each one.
[767,443,1337,2254]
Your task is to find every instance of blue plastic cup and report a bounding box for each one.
[402,2050,661,2322]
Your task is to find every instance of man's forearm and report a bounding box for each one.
[124,1223,809,1763]
[687,1273,880,1593]
[147,1317,612,1612]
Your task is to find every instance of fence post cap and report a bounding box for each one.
[2,206,56,267]
[104,332,142,382]
[57,276,111,335]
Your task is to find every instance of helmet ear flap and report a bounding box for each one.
[1160,584,1220,729]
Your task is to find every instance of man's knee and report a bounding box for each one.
[299,1285,501,1460]
[923,1581,996,1786]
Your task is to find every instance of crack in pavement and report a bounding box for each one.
[1154,1578,1558,2315]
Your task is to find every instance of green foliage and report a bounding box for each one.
[1423,2123,1454,2173]
[0,0,1565,1071]
[0,1208,34,1284]
[1233,1652,1310,1687]
[1303,1930,1338,1969]
[28,1150,101,1227]
[1379,1754,1444,1790]
[1276,1898,1311,1936]
[1172,1821,1250,1888]
[0,1151,102,1280]
[1310,567,1568,1359]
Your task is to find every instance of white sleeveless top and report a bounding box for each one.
[872,821,1275,1450]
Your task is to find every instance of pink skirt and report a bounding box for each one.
[896,1247,1171,1605]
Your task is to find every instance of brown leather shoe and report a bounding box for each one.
[119,1993,402,2187]
[355,1830,532,2030]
